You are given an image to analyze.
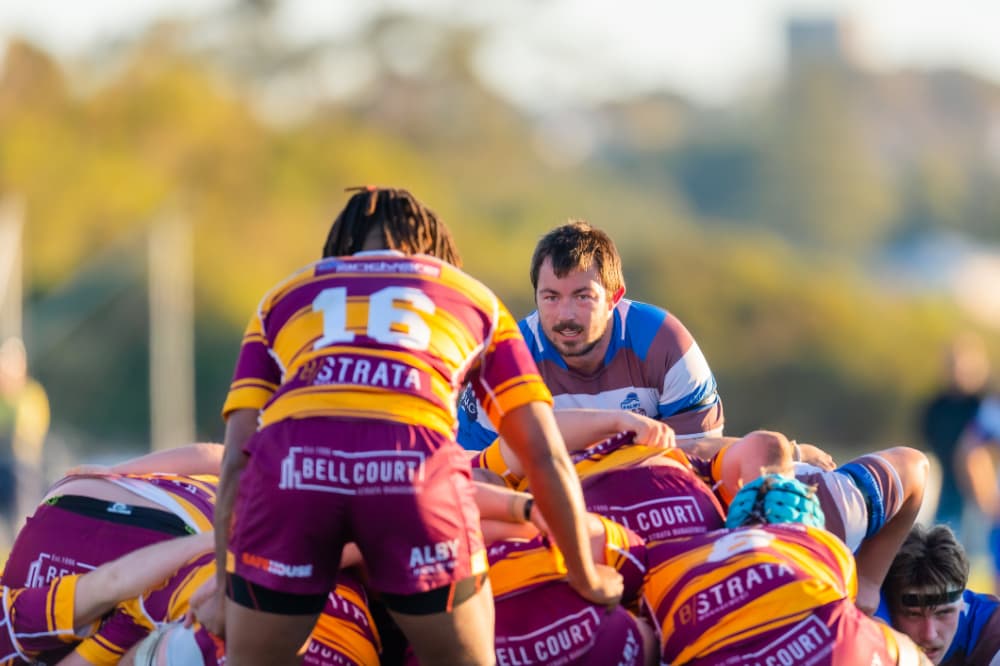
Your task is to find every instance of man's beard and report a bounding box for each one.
[547,321,605,358]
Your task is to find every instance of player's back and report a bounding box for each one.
[643,524,904,665]
[487,520,649,666]
[230,252,524,437]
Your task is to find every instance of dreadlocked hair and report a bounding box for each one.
[322,186,462,267]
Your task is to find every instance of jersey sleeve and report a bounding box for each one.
[73,605,151,665]
[221,310,281,419]
[3,576,89,660]
[466,305,552,431]
[652,315,724,438]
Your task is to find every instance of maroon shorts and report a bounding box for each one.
[1,499,190,588]
[228,417,486,597]
[582,461,726,542]
[495,583,647,666]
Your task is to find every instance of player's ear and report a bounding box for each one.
[611,286,625,306]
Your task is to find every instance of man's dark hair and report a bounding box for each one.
[322,186,461,267]
[529,221,624,295]
[883,524,969,611]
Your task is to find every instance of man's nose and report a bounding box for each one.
[556,300,576,319]
[917,616,938,643]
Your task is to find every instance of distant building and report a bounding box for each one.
[785,16,863,71]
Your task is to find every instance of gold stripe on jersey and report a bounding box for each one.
[598,516,642,573]
[711,443,734,505]
[476,440,523,489]
[259,390,455,437]
[648,527,856,663]
[167,561,215,621]
[75,632,127,666]
[46,576,80,638]
[878,622,901,664]
[488,542,568,598]
[223,384,277,415]
[574,446,683,484]
[310,586,381,666]
[479,379,552,432]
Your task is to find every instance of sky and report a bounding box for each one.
[1,0,1000,108]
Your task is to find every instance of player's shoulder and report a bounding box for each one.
[618,299,691,335]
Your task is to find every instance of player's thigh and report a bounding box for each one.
[225,599,320,666]
[388,578,495,666]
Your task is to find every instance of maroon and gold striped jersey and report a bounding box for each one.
[223,252,551,437]
[643,524,863,665]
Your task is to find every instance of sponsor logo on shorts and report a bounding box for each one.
[677,561,796,625]
[409,539,460,577]
[603,495,707,539]
[619,392,646,415]
[26,552,96,587]
[240,552,314,579]
[495,606,601,665]
[740,615,833,666]
[279,446,425,495]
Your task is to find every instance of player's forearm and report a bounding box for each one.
[960,444,1000,516]
[76,532,214,626]
[499,403,598,587]
[215,410,257,585]
[110,443,224,476]
[552,409,626,450]
[473,481,534,523]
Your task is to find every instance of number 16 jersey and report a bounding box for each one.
[222,250,552,437]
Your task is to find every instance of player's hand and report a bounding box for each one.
[795,443,835,470]
[619,412,675,450]
[186,576,225,637]
[568,564,623,608]
[527,500,550,537]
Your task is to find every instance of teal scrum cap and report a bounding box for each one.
[725,473,825,530]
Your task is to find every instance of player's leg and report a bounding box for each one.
[356,425,494,665]
[221,419,345,665]
[224,599,320,666]
[387,576,495,665]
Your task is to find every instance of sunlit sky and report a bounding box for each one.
[2,0,1000,107]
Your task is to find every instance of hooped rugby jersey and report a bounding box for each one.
[458,298,723,450]
[0,576,86,665]
[72,554,215,665]
[643,524,866,665]
[223,251,551,438]
[302,570,382,666]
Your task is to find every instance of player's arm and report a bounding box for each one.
[67,443,224,477]
[552,408,675,451]
[213,408,258,629]
[853,447,929,615]
[73,532,214,629]
[498,402,622,607]
[955,429,1000,520]
[487,408,674,481]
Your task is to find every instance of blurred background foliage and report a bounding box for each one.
[2,5,999,460]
